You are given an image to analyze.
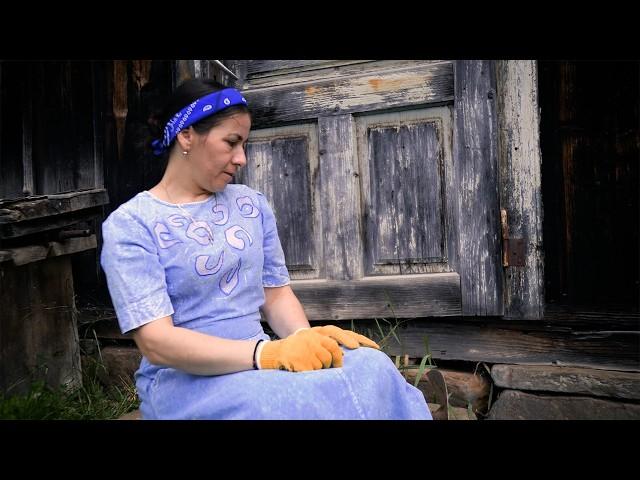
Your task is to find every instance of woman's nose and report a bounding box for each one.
[233,148,247,168]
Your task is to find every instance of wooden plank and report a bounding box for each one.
[452,60,503,316]
[244,61,448,90]
[0,256,81,395]
[21,70,34,196]
[496,60,544,319]
[246,60,371,77]
[91,62,105,189]
[0,235,97,266]
[0,188,109,222]
[0,206,103,239]
[487,389,640,420]
[356,108,454,276]
[29,62,98,195]
[382,319,640,372]
[0,62,28,200]
[543,303,639,329]
[244,61,454,128]
[290,272,461,320]
[318,115,363,280]
[491,364,640,400]
[240,124,321,279]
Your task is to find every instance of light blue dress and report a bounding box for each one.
[100,184,432,420]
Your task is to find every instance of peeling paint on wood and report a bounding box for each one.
[290,272,462,320]
[356,107,455,276]
[496,61,544,319]
[239,123,321,280]
[453,61,503,316]
[243,61,453,128]
[317,115,363,280]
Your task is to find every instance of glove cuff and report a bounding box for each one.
[258,340,279,370]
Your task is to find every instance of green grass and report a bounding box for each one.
[0,358,139,420]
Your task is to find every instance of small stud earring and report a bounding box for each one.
[182,151,188,155]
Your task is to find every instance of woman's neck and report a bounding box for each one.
[151,171,213,205]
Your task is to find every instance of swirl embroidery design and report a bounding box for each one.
[212,204,229,225]
[220,258,242,296]
[237,196,260,218]
[195,251,225,276]
[186,220,215,246]
[225,225,253,250]
[154,222,182,249]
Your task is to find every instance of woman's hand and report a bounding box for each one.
[259,329,344,372]
[306,325,380,350]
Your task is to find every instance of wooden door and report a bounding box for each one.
[231,60,503,320]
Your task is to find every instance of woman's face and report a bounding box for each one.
[186,112,252,193]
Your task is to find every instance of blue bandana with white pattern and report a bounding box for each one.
[151,88,248,156]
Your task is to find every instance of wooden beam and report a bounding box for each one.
[381,318,640,372]
[496,60,545,319]
[289,273,462,320]
[0,235,97,266]
[0,188,109,223]
[244,61,454,128]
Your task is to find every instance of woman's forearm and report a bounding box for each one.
[133,317,257,376]
[261,285,311,338]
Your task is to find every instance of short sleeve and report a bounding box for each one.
[100,210,174,334]
[257,192,291,287]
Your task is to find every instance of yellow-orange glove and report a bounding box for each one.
[306,325,380,350]
[259,329,344,372]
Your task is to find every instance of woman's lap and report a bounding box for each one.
[140,346,432,420]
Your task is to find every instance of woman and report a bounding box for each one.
[100,78,432,420]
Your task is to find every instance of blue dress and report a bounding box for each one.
[100,184,432,420]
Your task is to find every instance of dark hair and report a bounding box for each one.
[148,78,250,157]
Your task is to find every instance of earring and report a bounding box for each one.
[182,151,188,155]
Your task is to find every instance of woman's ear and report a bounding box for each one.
[176,128,193,152]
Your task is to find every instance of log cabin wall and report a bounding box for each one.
[539,61,639,309]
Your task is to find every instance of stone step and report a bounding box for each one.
[487,389,640,420]
[491,364,640,400]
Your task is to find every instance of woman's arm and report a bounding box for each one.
[261,285,311,338]
[132,316,257,376]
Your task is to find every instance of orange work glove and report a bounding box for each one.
[306,325,380,350]
[259,329,344,372]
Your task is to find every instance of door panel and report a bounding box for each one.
[356,107,453,276]
[238,124,322,280]
[237,60,502,319]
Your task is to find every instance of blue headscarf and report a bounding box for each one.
[151,88,248,156]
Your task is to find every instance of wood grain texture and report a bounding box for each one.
[356,108,454,276]
[452,61,503,316]
[0,256,81,395]
[244,61,454,128]
[317,115,363,280]
[382,319,640,371]
[290,272,462,320]
[239,123,321,279]
[496,60,544,319]
[0,235,97,266]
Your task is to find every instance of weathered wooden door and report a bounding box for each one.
[232,60,503,320]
